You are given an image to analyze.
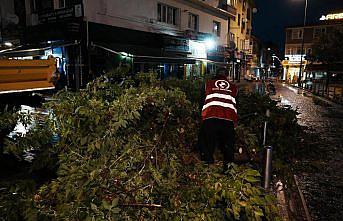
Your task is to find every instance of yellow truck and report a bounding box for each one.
[0,58,58,94]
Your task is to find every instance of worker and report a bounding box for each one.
[199,68,238,172]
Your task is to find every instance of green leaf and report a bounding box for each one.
[81,136,88,146]
[244,176,260,183]
[232,204,241,220]
[95,141,101,149]
[245,169,260,177]
[90,203,98,211]
[111,207,121,214]
[112,197,119,207]
[214,182,222,191]
[102,200,112,210]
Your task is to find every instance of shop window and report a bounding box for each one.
[292,29,303,39]
[213,21,221,37]
[188,13,199,31]
[157,3,179,25]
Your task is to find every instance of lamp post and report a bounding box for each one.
[298,0,308,88]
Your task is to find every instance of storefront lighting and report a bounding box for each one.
[120,52,129,57]
[205,39,216,50]
[189,40,207,59]
[4,42,13,47]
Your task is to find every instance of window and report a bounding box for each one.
[296,47,302,54]
[188,13,198,31]
[313,27,326,39]
[157,3,178,25]
[213,21,221,36]
[307,48,312,55]
[246,28,250,35]
[57,0,65,9]
[230,32,235,42]
[238,14,241,26]
[292,29,303,39]
[31,0,54,12]
[247,8,251,20]
[30,0,37,12]
[286,47,292,55]
[228,0,236,7]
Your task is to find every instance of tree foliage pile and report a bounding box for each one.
[1,73,280,221]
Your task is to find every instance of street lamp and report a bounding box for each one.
[272,55,282,63]
[298,0,308,88]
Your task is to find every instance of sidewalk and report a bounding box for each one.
[290,85,343,114]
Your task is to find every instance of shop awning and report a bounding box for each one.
[92,43,229,66]
[0,41,79,58]
[133,56,196,64]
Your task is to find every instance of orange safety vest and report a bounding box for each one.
[201,76,238,127]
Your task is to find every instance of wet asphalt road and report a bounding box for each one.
[273,83,343,221]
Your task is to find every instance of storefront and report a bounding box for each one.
[282,54,307,84]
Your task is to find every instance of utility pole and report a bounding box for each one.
[298,0,308,88]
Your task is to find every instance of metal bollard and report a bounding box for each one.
[263,146,273,189]
[263,109,270,146]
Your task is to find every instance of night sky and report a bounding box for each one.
[252,0,343,52]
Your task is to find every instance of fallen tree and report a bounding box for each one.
[1,72,287,220]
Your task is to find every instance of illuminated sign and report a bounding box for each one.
[285,54,306,64]
[319,13,343,21]
[189,40,207,59]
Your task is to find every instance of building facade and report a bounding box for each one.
[1,0,236,89]
[282,12,343,101]
[226,0,254,80]
[0,0,26,45]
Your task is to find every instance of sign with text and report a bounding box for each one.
[319,12,343,21]
[38,4,83,24]
[164,36,189,53]
[285,54,306,64]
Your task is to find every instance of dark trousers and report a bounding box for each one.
[198,118,235,170]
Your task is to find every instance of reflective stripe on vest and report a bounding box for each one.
[202,101,237,113]
[204,93,236,104]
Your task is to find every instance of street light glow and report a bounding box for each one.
[4,42,13,47]
[205,38,216,50]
